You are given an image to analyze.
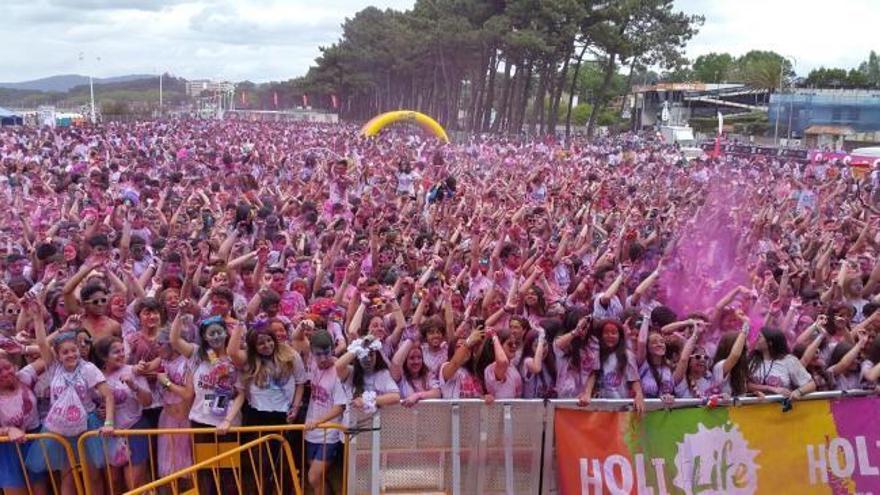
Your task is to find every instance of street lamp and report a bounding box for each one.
[79,52,100,124]
[786,56,798,143]
[773,55,797,146]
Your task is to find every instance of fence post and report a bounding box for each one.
[503,404,514,495]
[541,401,556,495]
[346,424,358,495]
[371,412,381,495]
[451,403,461,495]
[476,404,488,493]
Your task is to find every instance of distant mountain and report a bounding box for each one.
[0,74,156,93]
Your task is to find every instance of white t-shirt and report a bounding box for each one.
[592,294,624,321]
[440,365,483,399]
[304,362,347,444]
[247,354,307,413]
[398,374,440,399]
[484,363,522,399]
[552,338,599,399]
[0,370,40,431]
[101,365,150,429]
[189,356,244,427]
[421,343,447,380]
[595,351,639,399]
[48,361,106,414]
[749,355,812,390]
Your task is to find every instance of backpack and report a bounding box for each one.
[45,365,89,437]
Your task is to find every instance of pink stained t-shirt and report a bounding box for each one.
[99,365,150,429]
[483,363,523,399]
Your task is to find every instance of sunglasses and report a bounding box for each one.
[311,348,332,358]
[5,307,20,315]
[691,354,709,361]
[86,297,108,305]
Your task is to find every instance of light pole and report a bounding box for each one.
[785,56,798,143]
[773,62,783,145]
[79,53,100,124]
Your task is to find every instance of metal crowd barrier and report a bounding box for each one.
[0,431,85,495]
[124,434,297,495]
[76,423,348,495]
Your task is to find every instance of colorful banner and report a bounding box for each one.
[555,396,880,494]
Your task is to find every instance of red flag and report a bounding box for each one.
[273,91,278,108]
[302,94,309,108]
[241,91,246,105]
[330,94,339,109]
[712,136,721,158]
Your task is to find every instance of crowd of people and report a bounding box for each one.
[0,118,879,495]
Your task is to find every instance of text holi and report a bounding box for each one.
[807,435,880,484]
[577,435,880,494]
[579,441,750,494]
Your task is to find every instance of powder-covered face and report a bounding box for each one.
[255,333,275,357]
[204,325,228,350]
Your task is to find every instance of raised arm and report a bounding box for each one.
[226,321,247,368]
[170,305,196,358]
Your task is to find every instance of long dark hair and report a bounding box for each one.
[446,336,488,395]
[521,329,557,398]
[352,350,390,399]
[748,327,789,375]
[562,308,592,372]
[644,332,669,396]
[402,346,431,392]
[92,336,123,370]
[596,319,627,376]
[714,332,748,396]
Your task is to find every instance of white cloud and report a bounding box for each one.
[674,0,879,76]
[1,0,415,83]
[2,0,875,83]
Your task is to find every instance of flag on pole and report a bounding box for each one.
[273,91,279,108]
[330,94,339,109]
[241,91,246,105]
[712,110,723,158]
[302,94,309,108]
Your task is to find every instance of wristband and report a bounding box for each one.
[104,420,114,427]
[161,378,172,389]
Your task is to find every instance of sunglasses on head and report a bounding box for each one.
[86,297,108,305]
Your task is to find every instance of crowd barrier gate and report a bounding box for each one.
[124,434,296,495]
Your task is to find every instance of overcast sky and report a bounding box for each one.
[1,0,877,83]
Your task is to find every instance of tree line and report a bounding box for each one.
[292,0,703,137]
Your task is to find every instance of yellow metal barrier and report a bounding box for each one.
[0,431,85,495]
[124,434,296,495]
[76,423,348,495]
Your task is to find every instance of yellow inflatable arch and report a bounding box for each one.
[360,110,449,143]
